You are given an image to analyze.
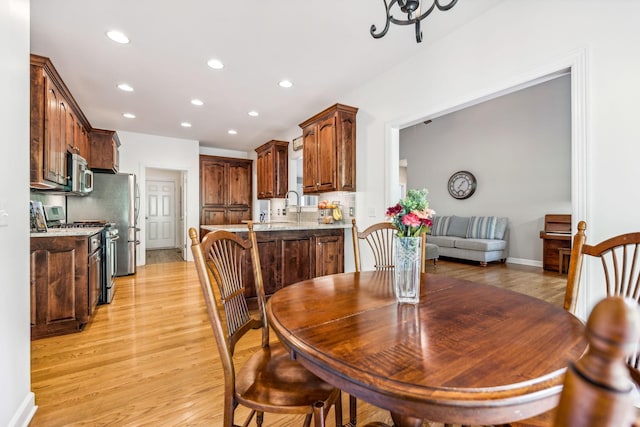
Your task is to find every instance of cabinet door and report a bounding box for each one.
[44,74,65,185]
[336,110,357,191]
[273,144,288,198]
[66,106,76,154]
[244,237,279,298]
[257,149,274,199]
[201,160,226,206]
[74,119,90,161]
[302,126,318,193]
[317,115,337,192]
[89,130,119,172]
[226,208,251,224]
[30,236,89,339]
[315,234,344,277]
[228,162,252,206]
[201,207,226,225]
[280,236,312,287]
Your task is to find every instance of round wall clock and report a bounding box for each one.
[448,171,477,199]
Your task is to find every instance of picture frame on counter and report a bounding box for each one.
[30,200,47,232]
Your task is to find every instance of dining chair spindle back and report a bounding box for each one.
[563,220,640,384]
[352,219,426,274]
[189,224,343,427]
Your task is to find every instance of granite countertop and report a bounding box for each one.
[30,227,104,238]
[201,221,351,233]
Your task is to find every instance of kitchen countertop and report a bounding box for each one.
[201,222,351,233]
[30,227,104,238]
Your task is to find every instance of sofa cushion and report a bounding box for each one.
[466,216,497,239]
[448,215,470,238]
[426,235,456,248]
[495,217,508,240]
[431,216,451,236]
[454,238,507,252]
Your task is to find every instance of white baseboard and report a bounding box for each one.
[507,257,543,268]
[8,392,37,427]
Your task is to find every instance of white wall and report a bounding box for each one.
[333,0,640,316]
[1,0,36,425]
[400,75,571,265]
[117,131,200,262]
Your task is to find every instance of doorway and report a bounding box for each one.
[145,167,186,263]
[386,50,589,317]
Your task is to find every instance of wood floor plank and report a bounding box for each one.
[30,259,567,426]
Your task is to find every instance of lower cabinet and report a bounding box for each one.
[240,228,344,305]
[30,232,101,339]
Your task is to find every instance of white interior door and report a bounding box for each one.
[146,180,176,249]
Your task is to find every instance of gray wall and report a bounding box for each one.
[399,75,571,265]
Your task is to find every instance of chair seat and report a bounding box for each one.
[236,341,337,414]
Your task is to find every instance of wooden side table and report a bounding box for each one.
[558,247,571,274]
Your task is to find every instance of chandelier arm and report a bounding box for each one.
[435,0,458,11]
[390,1,435,25]
[370,0,396,39]
[370,0,459,42]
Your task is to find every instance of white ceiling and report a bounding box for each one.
[30,1,498,152]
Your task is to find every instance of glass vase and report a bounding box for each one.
[393,235,422,304]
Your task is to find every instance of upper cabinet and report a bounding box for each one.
[255,140,289,199]
[200,155,253,229]
[90,129,120,173]
[299,103,358,194]
[30,54,92,189]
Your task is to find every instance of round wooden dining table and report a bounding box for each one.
[266,270,587,426]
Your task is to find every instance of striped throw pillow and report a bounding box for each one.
[430,216,451,236]
[466,216,497,239]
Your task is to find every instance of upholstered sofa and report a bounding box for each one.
[427,215,509,266]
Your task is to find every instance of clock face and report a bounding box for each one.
[448,171,477,199]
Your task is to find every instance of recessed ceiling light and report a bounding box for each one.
[227,129,237,135]
[191,99,204,106]
[278,80,293,88]
[181,122,192,128]
[248,111,259,117]
[117,83,134,92]
[123,113,136,119]
[106,30,130,44]
[207,59,224,70]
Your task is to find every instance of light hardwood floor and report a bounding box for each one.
[30,259,568,426]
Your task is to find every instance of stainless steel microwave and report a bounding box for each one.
[69,153,93,195]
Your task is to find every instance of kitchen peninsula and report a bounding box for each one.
[201,222,349,305]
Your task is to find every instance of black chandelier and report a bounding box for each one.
[371,0,459,43]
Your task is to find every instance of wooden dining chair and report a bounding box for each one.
[563,221,640,382]
[189,224,343,427]
[553,295,640,426]
[351,218,427,274]
[508,221,640,427]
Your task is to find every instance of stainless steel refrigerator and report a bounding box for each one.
[67,173,140,276]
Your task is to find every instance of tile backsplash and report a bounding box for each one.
[263,191,355,223]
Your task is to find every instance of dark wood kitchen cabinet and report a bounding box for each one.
[238,228,344,306]
[90,128,120,173]
[30,231,101,339]
[200,155,253,233]
[30,54,92,189]
[255,140,289,199]
[299,103,358,194]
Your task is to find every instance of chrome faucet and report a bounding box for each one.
[284,190,301,223]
